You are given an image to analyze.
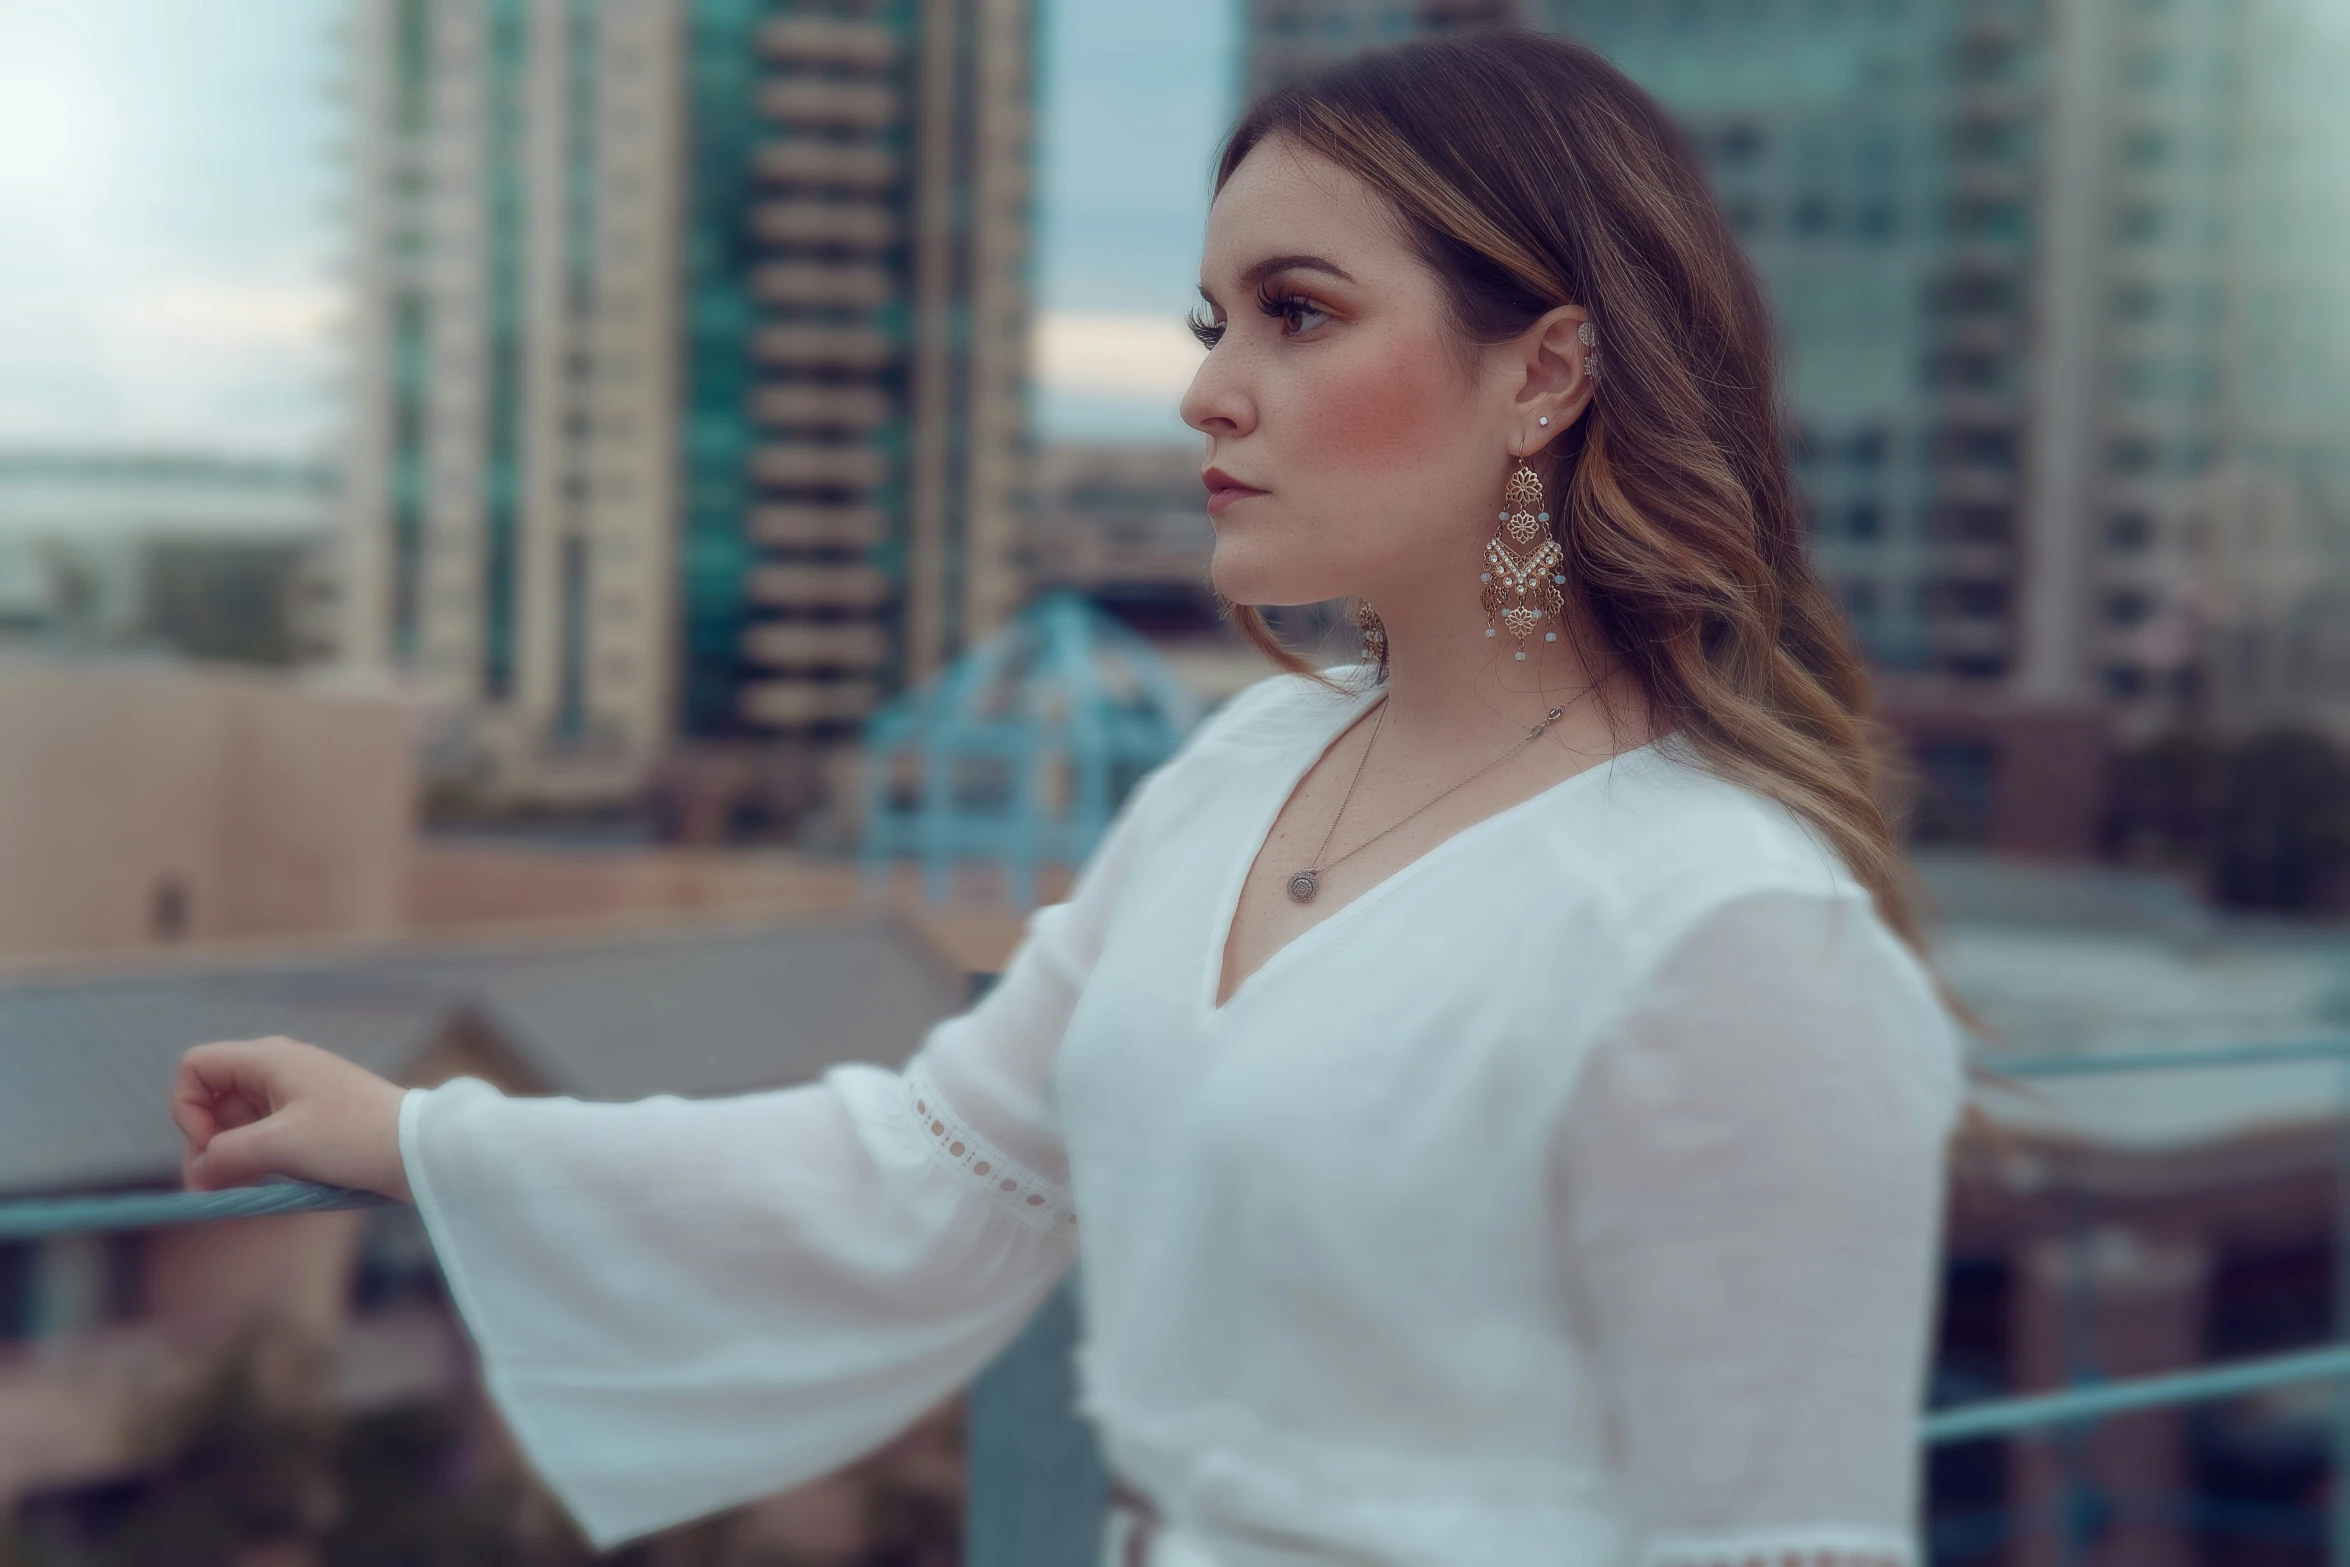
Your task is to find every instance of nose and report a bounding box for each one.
[1179,336,1254,439]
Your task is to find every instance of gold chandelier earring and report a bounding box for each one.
[1353,599,1388,676]
[1480,459,1566,661]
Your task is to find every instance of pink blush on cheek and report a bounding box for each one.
[1306,339,1460,475]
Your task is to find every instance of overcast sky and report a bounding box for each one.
[0,0,1220,459]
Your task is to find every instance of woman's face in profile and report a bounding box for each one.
[1183,135,1523,614]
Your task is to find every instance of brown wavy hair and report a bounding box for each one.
[1218,31,1931,956]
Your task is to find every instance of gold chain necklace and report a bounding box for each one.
[1286,697,1570,904]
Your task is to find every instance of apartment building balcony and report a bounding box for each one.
[1939,316,2022,354]
[1953,85,2034,122]
[1963,7,2028,44]
[1929,541,2018,580]
[748,562,896,611]
[2093,620,2170,660]
[752,383,895,430]
[1932,390,2024,425]
[753,322,901,372]
[1939,468,2023,506]
[1954,164,2031,202]
[1933,389,2024,428]
[760,78,904,133]
[2096,553,2179,591]
[751,504,891,550]
[761,15,903,71]
[752,261,897,309]
[742,621,893,671]
[741,677,886,727]
[755,141,903,191]
[751,442,890,490]
[753,199,904,250]
[1931,617,2015,656]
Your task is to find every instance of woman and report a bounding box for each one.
[171,32,1963,1567]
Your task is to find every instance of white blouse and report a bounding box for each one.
[398,667,1966,1567]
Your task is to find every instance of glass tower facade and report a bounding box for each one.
[677,0,775,738]
[1547,0,2350,733]
[1548,0,1956,675]
[680,0,1034,743]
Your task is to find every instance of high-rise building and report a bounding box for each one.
[2005,0,2350,740]
[1545,0,2350,843]
[1549,0,1956,681]
[1244,0,1522,99]
[341,0,1036,808]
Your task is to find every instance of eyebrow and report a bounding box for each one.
[1197,253,1359,307]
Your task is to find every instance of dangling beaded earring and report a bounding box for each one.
[1479,458,1567,662]
[1354,599,1388,678]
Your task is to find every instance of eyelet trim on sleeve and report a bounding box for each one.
[902,1060,1077,1233]
[1641,1527,1916,1567]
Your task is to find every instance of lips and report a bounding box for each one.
[1203,467,1267,516]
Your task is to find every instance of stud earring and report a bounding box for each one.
[1354,598,1388,677]
[1537,416,1549,427]
[1479,460,1566,662]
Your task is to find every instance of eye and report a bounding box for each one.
[1256,289,1331,337]
[1186,307,1224,349]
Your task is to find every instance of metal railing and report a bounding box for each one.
[7,1035,2350,1564]
[0,1181,387,1243]
[1931,1033,2350,1565]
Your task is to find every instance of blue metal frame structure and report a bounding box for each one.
[859,592,1204,907]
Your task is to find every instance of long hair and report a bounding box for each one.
[1216,31,1930,958]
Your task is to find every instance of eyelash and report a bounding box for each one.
[1187,288,1332,349]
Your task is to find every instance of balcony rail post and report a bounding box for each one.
[966,1275,1106,1567]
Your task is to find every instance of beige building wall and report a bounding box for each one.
[342,0,686,808]
[0,662,415,962]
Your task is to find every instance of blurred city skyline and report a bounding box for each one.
[0,8,2349,1553]
[0,0,1225,458]
[5,0,2349,871]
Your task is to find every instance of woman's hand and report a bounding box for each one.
[171,1036,414,1203]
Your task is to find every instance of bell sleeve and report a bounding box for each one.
[1552,890,1966,1567]
[396,773,1162,1550]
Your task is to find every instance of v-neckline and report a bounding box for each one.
[1201,680,1657,1024]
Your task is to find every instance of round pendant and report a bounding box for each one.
[1286,869,1320,903]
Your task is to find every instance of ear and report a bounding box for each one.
[1501,303,1596,458]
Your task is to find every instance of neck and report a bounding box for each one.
[1360,574,1635,753]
